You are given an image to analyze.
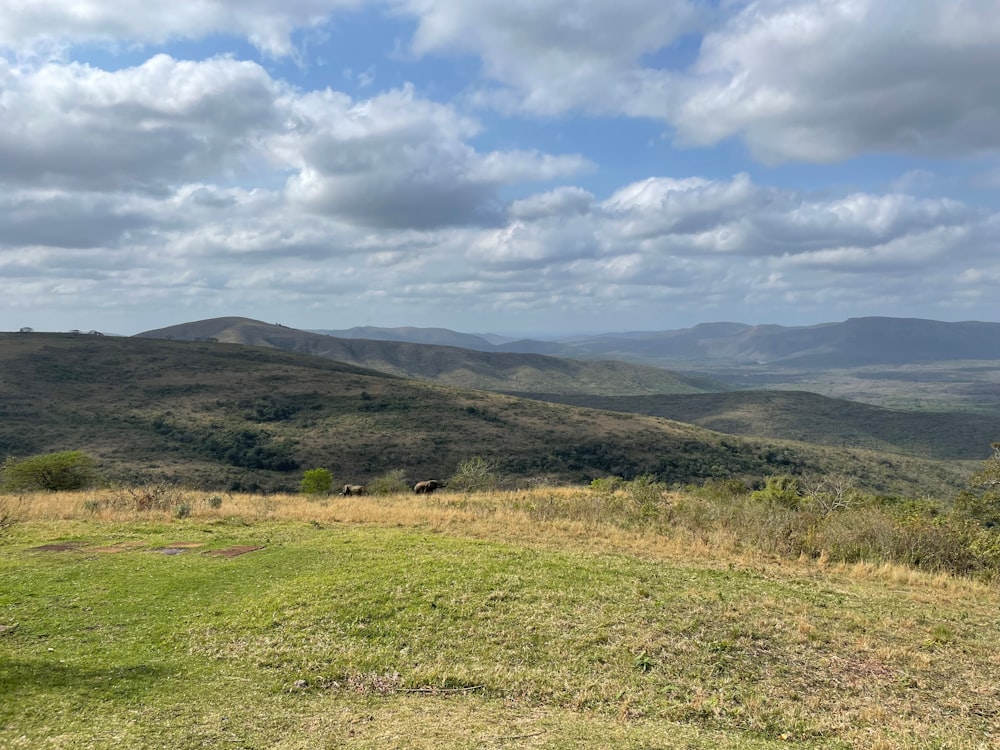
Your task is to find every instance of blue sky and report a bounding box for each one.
[1,0,998,336]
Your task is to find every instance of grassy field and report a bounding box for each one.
[2,488,999,749]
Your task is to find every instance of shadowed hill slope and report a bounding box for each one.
[136,317,721,396]
[0,333,971,495]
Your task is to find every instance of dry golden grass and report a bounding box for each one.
[10,485,995,591]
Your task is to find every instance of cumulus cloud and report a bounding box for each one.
[0,55,281,191]
[0,0,361,57]
[1,0,998,333]
[391,0,1000,162]
[282,84,589,228]
[674,0,1000,162]
[391,0,703,117]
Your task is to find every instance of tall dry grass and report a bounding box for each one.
[6,482,999,588]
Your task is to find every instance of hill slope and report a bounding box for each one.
[529,391,999,461]
[0,333,970,495]
[136,317,719,396]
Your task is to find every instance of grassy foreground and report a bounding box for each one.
[2,489,999,749]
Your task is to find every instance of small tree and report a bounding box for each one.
[1,451,98,491]
[449,456,501,492]
[300,468,334,496]
[955,443,1000,527]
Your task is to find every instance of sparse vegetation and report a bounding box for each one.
[0,495,21,541]
[367,468,409,495]
[448,455,501,492]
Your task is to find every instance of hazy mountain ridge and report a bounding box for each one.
[299,317,1000,367]
[137,317,718,396]
[311,326,509,351]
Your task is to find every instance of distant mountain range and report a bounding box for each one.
[137,317,718,396]
[313,317,1000,367]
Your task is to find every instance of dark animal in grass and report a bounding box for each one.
[340,484,365,496]
[413,479,445,494]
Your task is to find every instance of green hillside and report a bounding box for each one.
[529,391,1000,461]
[0,333,971,496]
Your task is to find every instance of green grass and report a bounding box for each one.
[3,510,1000,748]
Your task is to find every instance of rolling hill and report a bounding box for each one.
[0,332,972,496]
[282,317,1000,368]
[527,390,999,461]
[136,317,720,396]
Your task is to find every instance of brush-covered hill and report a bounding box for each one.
[0,333,971,495]
[136,317,720,396]
[528,391,999,461]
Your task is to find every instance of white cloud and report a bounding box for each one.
[674,0,1000,162]
[0,55,282,191]
[282,84,589,228]
[391,0,703,117]
[508,187,595,221]
[0,0,361,57]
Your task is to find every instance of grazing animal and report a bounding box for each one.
[340,484,365,496]
[413,479,445,494]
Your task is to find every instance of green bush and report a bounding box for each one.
[955,443,1000,527]
[367,469,409,496]
[1,451,98,491]
[590,476,624,495]
[300,468,333,496]
[449,456,501,492]
[751,474,802,509]
[627,474,666,519]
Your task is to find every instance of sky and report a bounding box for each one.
[1,0,999,337]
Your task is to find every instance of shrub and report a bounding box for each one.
[627,474,667,520]
[0,495,23,542]
[689,478,749,501]
[590,476,624,495]
[751,474,802,509]
[955,443,1000,527]
[207,495,223,509]
[300,468,334,496]
[174,502,192,519]
[449,456,501,492]
[109,484,180,513]
[367,469,409,496]
[1,451,98,491]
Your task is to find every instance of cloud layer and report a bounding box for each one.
[1,0,998,333]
